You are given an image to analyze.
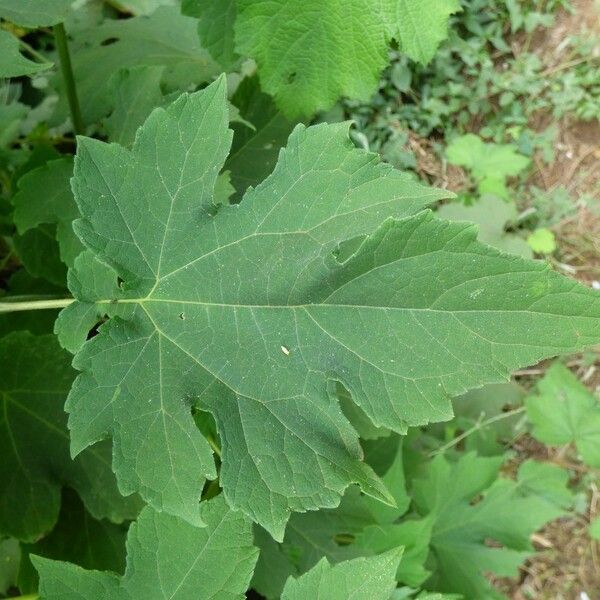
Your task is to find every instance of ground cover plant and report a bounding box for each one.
[0,1,599,598]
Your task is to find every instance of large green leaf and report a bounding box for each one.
[33,496,259,600]
[526,363,600,467]
[0,30,50,78]
[234,0,388,117]
[0,0,71,27]
[234,0,459,117]
[281,549,402,600]
[0,332,140,542]
[63,79,600,540]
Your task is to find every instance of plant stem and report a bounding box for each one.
[430,406,527,457]
[18,38,51,65]
[53,22,84,135]
[0,298,74,313]
[10,595,38,600]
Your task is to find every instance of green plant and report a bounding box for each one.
[0,2,599,599]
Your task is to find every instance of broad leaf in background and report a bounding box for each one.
[437,195,532,258]
[380,0,462,64]
[225,75,295,201]
[234,0,389,117]
[63,79,600,540]
[0,0,71,27]
[12,158,82,267]
[526,363,600,467]
[182,0,239,70]
[53,7,219,125]
[17,490,127,594]
[235,0,457,117]
[0,332,140,542]
[104,66,166,147]
[33,496,259,600]
[413,455,571,598]
[0,30,51,78]
[12,224,67,286]
[280,549,402,600]
[0,538,19,595]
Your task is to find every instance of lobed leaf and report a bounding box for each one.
[62,79,600,540]
[0,0,71,27]
[526,363,600,467]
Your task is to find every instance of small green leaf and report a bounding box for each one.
[0,538,19,595]
[446,134,530,178]
[53,7,219,125]
[527,228,557,255]
[526,363,600,467]
[281,549,402,600]
[0,0,71,27]
[33,496,259,600]
[356,518,433,587]
[104,66,166,147]
[380,0,462,64]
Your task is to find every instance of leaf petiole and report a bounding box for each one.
[0,298,74,313]
[53,22,84,135]
[430,406,527,457]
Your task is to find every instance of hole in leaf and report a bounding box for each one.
[100,37,119,46]
[287,71,297,84]
[332,235,366,264]
[333,533,355,546]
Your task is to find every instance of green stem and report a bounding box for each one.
[10,594,38,600]
[53,22,84,135]
[430,406,527,457]
[0,298,74,313]
[18,38,51,65]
